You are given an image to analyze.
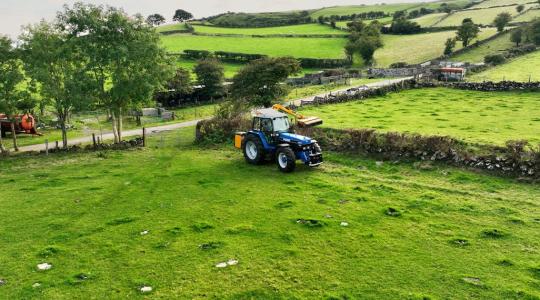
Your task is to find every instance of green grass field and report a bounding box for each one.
[1,126,539,299]
[410,12,448,27]
[300,87,540,145]
[191,23,346,35]
[513,8,540,22]
[435,5,528,26]
[451,31,515,62]
[374,28,497,66]
[161,34,347,59]
[470,0,534,9]
[310,3,421,18]
[335,17,393,29]
[469,50,540,82]
[156,23,188,33]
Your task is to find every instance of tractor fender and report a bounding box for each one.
[276,143,291,148]
[246,131,275,151]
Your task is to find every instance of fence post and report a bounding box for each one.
[92,133,96,149]
[45,139,49,156]
[142,127,146,147]
[55,141,59,150]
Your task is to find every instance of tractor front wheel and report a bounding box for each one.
[276,147,296,173]
[243,135,265,165]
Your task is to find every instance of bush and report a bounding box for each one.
[484,54,506,65]
[195,116,250,144]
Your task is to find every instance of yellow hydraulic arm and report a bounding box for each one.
[272,104,323,127]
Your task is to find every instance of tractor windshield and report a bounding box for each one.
[273,117,290,132]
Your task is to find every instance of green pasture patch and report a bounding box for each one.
[300,87,540,145]
[310,3,422,18]
[469,50,540,82]
[0,126,539,298]
[410,13,448,27]
[452,31,515,63]
[161,34,348,59]
[470,0,534,9]
[435,5,534,26]
[513,8,540,22]
[192,23,347,35]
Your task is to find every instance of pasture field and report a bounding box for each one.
[156,23,188,33]
[513,8,540,22]
[335,17,394,28]
[470,0,535,9]
[310,3,420,18]
[410,12,448,27]
[286,78,391,100]
[191,23,347,36]
[451,31,515,62]
[1,126,539,299]
[374,28,497,66]
[435,5,529,26]
[469,50,540,82]
[161,34,347,59]
[300,87,540,145]
[176,59,245,79]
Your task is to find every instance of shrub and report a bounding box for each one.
[484,54,506,65]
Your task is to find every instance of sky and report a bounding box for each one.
[1,0,425,38]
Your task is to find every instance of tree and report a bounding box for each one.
[510,28,523,46]
[456,18,479,47]
[20,21,92,149]
[516,4,525,13]
[0,36,28,152]
[194,59,225,100]
[173,9,193,23]
[345,22,383,65]
[167,68,192,94]
[393,10,407,20]
[493,12,512,32]
[146,14,166,26]
[230,57,301,108]
[390,18,422,34]
[57,3,175,143]
[526,18,540,45]
[444,37,456,55]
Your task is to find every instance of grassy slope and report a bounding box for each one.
[469,50,540,82]
[374,28,497,66]
[156,23,188,33]
[310,3,421,18]
[286,78,390,100]
[471,0,534,9]
[191,23,346,35]
[300,88,540,145]
[1,127,539,299]
[436,5,533,26]
[335,17,394,28]
[410,12,448,27]
[161,34,347,59]
[451,31,515,62]
[513,8,540,22]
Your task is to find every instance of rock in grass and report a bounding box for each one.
[37,263,52,271]
[32,283,41,288]
[385,207,402,217]
[462,277,483,286]
[140,286,152,293]
[215,259,239,268]
[340,221,349,227]
[376,161,384,167]
[227,259,239,266]
[0,279,5,286]
[140,230,149,236]
[215,262,228,268]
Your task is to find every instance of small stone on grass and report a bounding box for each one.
[140,230,149,235]
[462,277,483,286]
[227,259,239,266]
[340,222,349,227]
[215,262,228,268]
[216,259,239,268]
[0,279,5,286]
[376,161,384,167]
[140,286,152,293]
[37,263,52,271]
[32,283,41,288]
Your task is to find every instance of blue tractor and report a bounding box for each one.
[234,106,323,173]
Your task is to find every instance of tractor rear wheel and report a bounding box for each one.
[243,134,265,165]
[276,147,296,173]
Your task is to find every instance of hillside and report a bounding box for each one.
[469,50,540,81]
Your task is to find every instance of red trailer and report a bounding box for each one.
[0,114,41,138]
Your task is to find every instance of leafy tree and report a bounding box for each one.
[444,37,456,55]
[510,28,523,46]
[20,21,92,149]
[493,12,512,32]
[168,68,192,94]
[173,9,193,23]
[194,59,225,100]
[390,18,421,34]
[330,21,337,28]
[525,18,540,45]
[146,14,166,26]
[230,57,301,108]
[345,22,383,65]
[57,3,175,143]
[393,10,407,20]
[0,36,29,152]
[516,4,525,13]
[317,16,325,24]
[456,18,479,47]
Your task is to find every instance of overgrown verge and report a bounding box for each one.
[196,116,540,179]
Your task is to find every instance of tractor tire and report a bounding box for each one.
[313,142,322,154]
[276,147,296,173]
[243,134,265,165]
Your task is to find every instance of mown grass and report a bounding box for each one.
[300,87,540,145]
[410,12,448,27]
[155,23,188,33]
[286,78,390,100]
[310,3,422,18]
[435,5,534,26]
[335,17,394,28]
[191,23,346,35]
[161,34,348,59]
[1,126,539,299]
[374,28,497,66]
[470,0,535,9]
[513,8,540,22]
[469,50,540,82]
[451,31,515,63]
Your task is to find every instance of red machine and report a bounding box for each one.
[0,113,41,137]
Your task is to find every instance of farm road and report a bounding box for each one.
[14,77,412,153]
[16,119,202,153]
[289,77,413,106]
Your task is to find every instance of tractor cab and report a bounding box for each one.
[234,108,323,173]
